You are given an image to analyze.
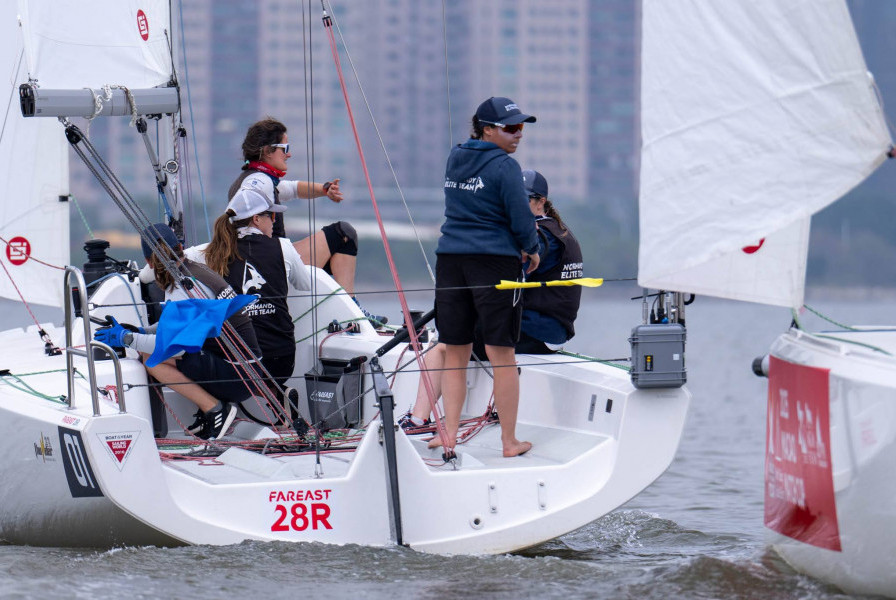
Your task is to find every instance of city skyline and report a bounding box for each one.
[70,0,639,243]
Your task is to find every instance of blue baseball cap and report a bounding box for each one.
[522,169,549,198]
[140,223,181,258]
[475,96,536,126]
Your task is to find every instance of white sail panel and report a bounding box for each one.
[1,8,69,307]
[638,0,892,307]
[18,0,172,89]
[644,220,809,308]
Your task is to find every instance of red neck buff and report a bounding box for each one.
[246,161,286,179]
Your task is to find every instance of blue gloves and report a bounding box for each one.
[94,316,143,348]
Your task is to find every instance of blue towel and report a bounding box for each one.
[146,295,256,367]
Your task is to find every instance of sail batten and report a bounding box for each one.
[638,0,892,308]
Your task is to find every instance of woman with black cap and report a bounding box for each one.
[402,169,582,430]
[518,169,584,353]
[95,222,262,440]
[433,96,540,458]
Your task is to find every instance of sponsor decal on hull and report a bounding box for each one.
[97,431,140,470]
[58,427,103,498]
[765,357,840,551]
[34,432,55,462]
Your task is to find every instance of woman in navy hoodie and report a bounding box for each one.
[433,97,539,458]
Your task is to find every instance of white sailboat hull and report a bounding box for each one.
[765,327,896,597]
[0,273,689,553]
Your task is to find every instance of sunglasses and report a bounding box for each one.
[270,143,290,154]
[481,121,524,134]
[528,194,544,201]
[258,211,275,219]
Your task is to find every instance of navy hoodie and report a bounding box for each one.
[436,139,538,257]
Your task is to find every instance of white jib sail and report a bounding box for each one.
[638,0,892,308]
[17,0,173,89]
[1,7,69,307]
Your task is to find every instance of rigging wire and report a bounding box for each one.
[176,0,212,240]
[321,3,451,454]
[441,0,453,150]
[301,0,320,364]
[325,2,436,284]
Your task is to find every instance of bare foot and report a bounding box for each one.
[503,440,532,457]
[427,437,442,450]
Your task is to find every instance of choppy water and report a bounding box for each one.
[0,293,891,599]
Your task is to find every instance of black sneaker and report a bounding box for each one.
[186,410,205,435]
[200,404,238,441]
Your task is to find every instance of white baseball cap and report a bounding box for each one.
[227,188,286,222]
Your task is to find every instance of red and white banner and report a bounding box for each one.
[765,356,840,551]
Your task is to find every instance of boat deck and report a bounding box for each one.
[158,419,610,485]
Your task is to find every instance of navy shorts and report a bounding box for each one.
[176,351,254,404]
[435,254,522,348]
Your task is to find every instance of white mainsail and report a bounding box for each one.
[1,1,176,307]
[17,0,172,89]
[638,0,892,308]
[0,6,68,307]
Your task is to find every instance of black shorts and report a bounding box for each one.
[435,254,522,347]
[176,352,255,404]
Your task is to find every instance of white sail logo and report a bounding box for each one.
[243,263,267,293]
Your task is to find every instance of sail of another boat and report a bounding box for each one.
[638,0,892,308]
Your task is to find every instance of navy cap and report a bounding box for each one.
[475,96,536,126]
[140,222,181,259]
[522,169,548,198]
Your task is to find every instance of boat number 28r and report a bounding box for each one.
[271,503,332,532]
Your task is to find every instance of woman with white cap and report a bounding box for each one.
[194,188,311,402]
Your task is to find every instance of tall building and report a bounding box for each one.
[68,1,637,243]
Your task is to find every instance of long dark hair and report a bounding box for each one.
[204,210,254,276]
[241,117,287,167]
[150,244,185,292]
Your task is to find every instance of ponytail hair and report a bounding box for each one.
[204,210,248,276]
[542,199,569,235]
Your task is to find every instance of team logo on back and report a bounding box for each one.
[243,263,267,293]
